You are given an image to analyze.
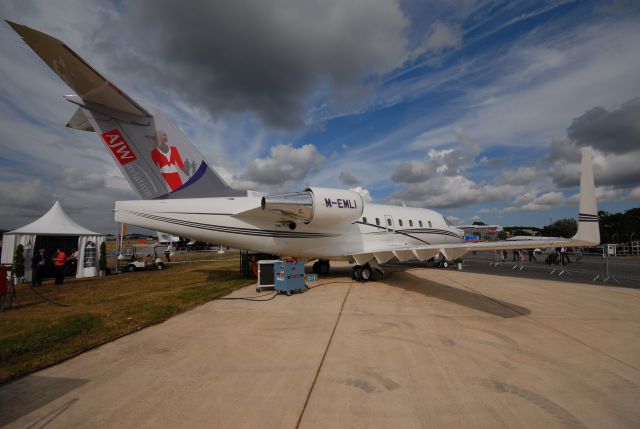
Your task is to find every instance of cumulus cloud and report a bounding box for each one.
[339,171,361,186]
[390,160,432,183]
[0,179,55,220]
[412,21,462,58]
[567,98,640,154]
[391,126,480,183]
[101,0,409,129]
[350,186,373,203]
[512,191,567,212]
[388,127,489,207]
[235,143,324,190]
[546,100,640,191]
[445,215,462,224]
[387,174,523,209]
[495,166,539,186]
[57,168,105,191]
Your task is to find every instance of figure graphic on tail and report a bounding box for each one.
[150,130,188,192]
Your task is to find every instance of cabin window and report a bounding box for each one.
[386,218,392,226]
[84,241,96,268]
[428,221,432,228]
[398,219,403,227]
[419,220,423,227]
[375,218,380,226]
[363,217,367,224]
[409,220,413,227]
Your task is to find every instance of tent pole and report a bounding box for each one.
[114,222,120,274]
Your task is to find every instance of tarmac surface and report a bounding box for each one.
[460,251,640,288]
[1,265,640,428]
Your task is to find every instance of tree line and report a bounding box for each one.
[528,208,639,242]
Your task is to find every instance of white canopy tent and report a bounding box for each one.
[1,201,106,279]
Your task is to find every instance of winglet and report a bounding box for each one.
[572,149,600,246]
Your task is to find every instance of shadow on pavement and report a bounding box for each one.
[0,375,88,427]
[385,270,531,318]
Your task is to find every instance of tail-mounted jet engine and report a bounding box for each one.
[261,187,364,227]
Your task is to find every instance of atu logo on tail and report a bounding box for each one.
[101,129,138,165]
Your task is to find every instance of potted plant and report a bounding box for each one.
[99,241,108,276]
[453,257,464,271]
[13,244,25,284]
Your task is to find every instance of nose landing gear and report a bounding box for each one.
[312,260,331,275]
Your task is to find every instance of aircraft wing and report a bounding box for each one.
[347,148,600,266]
[345,237,584,266]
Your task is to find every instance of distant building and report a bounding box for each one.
[456,225,503,241]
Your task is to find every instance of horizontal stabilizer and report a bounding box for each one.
[66,107,95,132]
[6,20,149,117]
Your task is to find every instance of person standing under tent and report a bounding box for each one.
[67,247,78,276]
[31,248,46,287]
[53,248,66,284]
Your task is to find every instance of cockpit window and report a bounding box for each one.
[444,217,452,226]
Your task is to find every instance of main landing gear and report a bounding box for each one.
[312,260,331,275]
[352,264,372,281]
[352,262,384,282]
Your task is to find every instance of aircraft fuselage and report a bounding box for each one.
[115,197,464,259]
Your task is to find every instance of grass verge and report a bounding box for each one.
[0,258,253,383]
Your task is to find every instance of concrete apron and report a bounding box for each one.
[1,267,639,428]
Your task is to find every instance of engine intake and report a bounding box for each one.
[261,187,364,226]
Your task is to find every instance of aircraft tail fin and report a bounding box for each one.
[7,20,149,117]
[572,149,600,246]
[7,20,245,200]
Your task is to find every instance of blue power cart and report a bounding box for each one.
[274,259,306,295]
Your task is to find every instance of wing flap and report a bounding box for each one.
[374,251,395,264]
[347,237,581,265]
[392,250,415,262]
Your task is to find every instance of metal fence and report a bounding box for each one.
[466,248,640,284]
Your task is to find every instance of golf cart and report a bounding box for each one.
[119,245,165,272]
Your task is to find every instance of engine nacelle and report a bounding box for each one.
[261,187,364,226]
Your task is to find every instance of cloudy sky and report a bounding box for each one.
[1,0,639,233]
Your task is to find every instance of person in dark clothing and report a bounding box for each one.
[31,248,46,287]
[528,249,537,262]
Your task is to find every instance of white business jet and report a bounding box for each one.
[8,21,600,280]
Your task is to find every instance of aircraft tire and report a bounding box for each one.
[318,260,330,275]
[127,264,136,272]
[442,261,449,269]
[361,266,372,281]
[352,265,363,280]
